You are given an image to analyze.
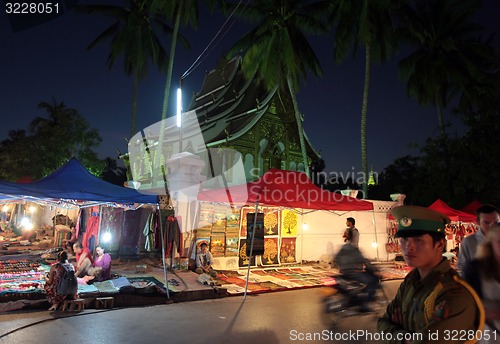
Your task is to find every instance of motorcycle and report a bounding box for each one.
[321,273,389,327]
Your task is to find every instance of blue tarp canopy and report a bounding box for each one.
[0,158,158,207]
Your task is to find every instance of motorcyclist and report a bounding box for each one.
[334,229,380,307]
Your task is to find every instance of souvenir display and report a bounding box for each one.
[225,212,240,233]
[0,260,45,294]
[238,239,256,267]
[225,233,239,257]
[263,208,279,236]
[262,237,279,266]
[281,209,298,237]
[210,233,225,257]
[280,237,297,264]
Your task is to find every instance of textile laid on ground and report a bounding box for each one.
[0,260,45,294]
[127,276,166,294]
[378,266,411,280]
[92,280,120,294]
[110,276,130,289]
[77,284,99,294]
[216,266,334,295]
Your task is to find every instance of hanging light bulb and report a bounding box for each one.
[102,231,112,243]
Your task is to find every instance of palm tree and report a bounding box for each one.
[397,0,488,138]
[77,0,176,137]
[225,0,327,178]
[101,157,127,185]
[0,98,103,180]
[147,0,222,186]
[324,0,399,198]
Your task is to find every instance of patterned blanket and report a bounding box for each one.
[216,266,334,295]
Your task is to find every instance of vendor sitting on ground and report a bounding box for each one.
[195,242,217,278]
[93,245,112,281]
[73,241,94,278]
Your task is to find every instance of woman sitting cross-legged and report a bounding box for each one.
[93,246,112,282]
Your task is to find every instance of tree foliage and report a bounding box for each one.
[0,99,104,181]
[225,0,327,177]
[373,106,500,207]
[77,0,177,137]
[397,0,492,137]
[322,0,399,198]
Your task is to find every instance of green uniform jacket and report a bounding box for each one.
[377,259,483,344]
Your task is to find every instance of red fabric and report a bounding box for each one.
[76,247,93,265]
[427,199,477,222]
[198,169,373,211]
[83,216,99,250]
[459,199,483,216]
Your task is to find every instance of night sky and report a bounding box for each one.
[1,1,499,178]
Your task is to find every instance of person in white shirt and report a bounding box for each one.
[458,204,499,276]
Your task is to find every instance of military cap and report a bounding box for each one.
[391,205,450,237]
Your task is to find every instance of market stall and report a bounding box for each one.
[428,199,477,252]
[195,169,378,269]
[0,158,160,306]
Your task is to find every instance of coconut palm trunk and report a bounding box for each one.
[131,72,139,137]
[153,7,182,186]
[287,74,310,178]
[436,94,446,138]
[361,43,371,199]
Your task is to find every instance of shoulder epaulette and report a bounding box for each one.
[423,275,485,344]
[424,282,443,324]
[452,275,485,344]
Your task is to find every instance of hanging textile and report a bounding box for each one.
[143,211,158,252]
[154,212,162,250]
[74,209,82,241]
[83,206,100,250]
[165,215,181,257]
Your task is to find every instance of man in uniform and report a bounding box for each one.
[377,206,484,343]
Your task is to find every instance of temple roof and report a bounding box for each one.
[187,56,319,157]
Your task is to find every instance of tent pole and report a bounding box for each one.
[96,205,103,256]
[371,210,380,261]
[158,204,170,299]
[243,201,259,300]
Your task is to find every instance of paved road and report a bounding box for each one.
[0,280,401,344]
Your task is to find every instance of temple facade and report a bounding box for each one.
[186,56,320,181]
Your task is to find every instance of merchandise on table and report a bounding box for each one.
[0,260,46,294]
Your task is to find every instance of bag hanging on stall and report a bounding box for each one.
[385,237,400,253]
[57,263,78,295]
